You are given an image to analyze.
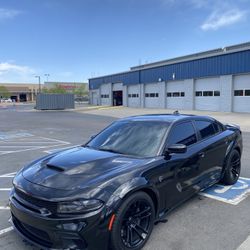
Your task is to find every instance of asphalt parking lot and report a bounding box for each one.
[0,104,250,250]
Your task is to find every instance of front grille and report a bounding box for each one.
[15,188,57,214]
[12,214,53,248]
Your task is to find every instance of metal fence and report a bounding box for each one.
[36,94,75,110]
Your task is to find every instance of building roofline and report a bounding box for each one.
[89,41,250,81]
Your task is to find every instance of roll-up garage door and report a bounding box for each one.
[195,77,221,111]
[128,84,140,107]
[233,74,250,113]
[144,83,160,108]
[166,81,185,109]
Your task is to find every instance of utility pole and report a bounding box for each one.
[35,76,41,93]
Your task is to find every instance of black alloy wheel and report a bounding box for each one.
[110,192,155,250]
[221,149,241,185]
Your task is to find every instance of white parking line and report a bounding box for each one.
[0,172,16,178]
[0,188,11,191]
[0,206,10,210]
[0,226,14,236]
[44,145,77,154]
[237,235,250,249]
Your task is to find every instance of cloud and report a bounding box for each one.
[0,8,22,20]
[0,62,35,82]
[201,8,247,31]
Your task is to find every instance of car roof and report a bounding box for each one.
[120,113,215,124]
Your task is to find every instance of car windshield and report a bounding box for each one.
[86,120,169,157]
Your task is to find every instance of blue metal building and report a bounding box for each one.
[89,42,250,113]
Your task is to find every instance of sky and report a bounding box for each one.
[0,0,250,84]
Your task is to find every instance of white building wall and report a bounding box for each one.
[91,73,250,113]
[184,79,194,110]
[220,75,233,112]
[123,85,128,107]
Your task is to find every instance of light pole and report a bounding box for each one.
[44,73,50,82]
[35,75,41,93]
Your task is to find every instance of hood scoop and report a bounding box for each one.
[46,164,65,172]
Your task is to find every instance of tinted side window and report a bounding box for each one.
[168,122,197,146]
[195,121,216,139]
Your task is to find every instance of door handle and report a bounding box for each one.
[198,152,205,158]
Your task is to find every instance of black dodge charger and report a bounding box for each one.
[10,114,242,250]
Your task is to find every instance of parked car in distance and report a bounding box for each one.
[0,98,12,103]
[10,113,242,250]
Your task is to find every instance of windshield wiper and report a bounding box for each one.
[98,148,123,154]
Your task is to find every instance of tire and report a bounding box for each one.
[110,192,155,250]
[221,149,241,185]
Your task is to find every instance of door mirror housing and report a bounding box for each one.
[165,144,187,154]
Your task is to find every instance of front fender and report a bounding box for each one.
[105,177,159,217]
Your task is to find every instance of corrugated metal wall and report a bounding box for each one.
[89,50,250,90]
[36,94,75,110]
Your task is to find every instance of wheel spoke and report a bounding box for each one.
[134,206,151,218]
[232,168,239,176]
[135,222,148,234]
[132,225,147,240]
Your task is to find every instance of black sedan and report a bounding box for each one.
[10,114,242,250]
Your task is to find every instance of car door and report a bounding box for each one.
[157,121,204,212]
[193,119,229,189]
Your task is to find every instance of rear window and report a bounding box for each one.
[195,120,217,139]
[167,122,197,146]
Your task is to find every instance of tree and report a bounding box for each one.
[0,86,10,99]
[73,85,88,97]
[42,84,67,94]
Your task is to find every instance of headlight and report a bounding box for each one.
[57,199,103,214]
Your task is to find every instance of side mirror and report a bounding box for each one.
[166,144,187,154]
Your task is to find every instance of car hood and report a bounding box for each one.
[22,146,150,191]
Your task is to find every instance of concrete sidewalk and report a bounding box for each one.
[77,106,250,132]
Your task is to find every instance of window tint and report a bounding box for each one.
[87,121,169,157]
[195,121,216,139]
[213,122,221,133]
[168,122,197,146]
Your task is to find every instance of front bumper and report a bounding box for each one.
[9,192,110,250]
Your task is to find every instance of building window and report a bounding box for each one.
[167,92,172,97]
[195,91,202,97]
[203,91,213,96]
[101,94,109,98]
[234,90,244,96]
[214,91,220,96]
[128,94,131,98]
[145,93,158,98]
[245,90,250,96]
[173,92,180,97]
[181,92,185,97]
